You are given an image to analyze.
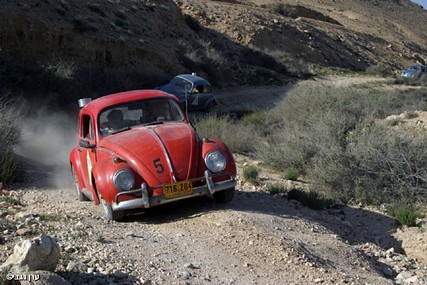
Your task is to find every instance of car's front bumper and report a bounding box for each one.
[112,170,236,211]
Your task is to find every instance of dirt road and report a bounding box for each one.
[0,180,410,285]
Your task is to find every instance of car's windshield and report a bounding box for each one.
[99,98,185,136]
[170,77,193,92]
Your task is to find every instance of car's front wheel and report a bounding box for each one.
[71,166,89,202]
[213,188,235,203]
[100,196,124,221]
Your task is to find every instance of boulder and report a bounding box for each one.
[0,234,60,273]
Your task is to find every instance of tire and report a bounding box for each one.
[213,188,235,203]
[100,196,124,221]
[71,166,89,201]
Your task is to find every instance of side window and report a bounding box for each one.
[194,85,204,93]
[81,114,94,140]
[203,84,212,93]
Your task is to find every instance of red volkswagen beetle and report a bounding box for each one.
[69,90,236,221]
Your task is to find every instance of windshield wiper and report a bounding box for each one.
[143,121,164,126]
[110,126,131,134]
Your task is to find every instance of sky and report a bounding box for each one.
[411,0,427,9]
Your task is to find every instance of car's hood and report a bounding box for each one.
[98,123,200,185]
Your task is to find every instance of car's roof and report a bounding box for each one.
[175,74,210,85]
[81,89,178,115]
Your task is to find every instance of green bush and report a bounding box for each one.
[387,203,421,227]
[0,195,20,206]
[287,188,332,210]
[283,168,300,181]
[243,165,259,184]
[268,183,286,195]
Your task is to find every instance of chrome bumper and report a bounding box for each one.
[112,170,236,211]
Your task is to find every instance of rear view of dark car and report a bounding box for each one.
[157,73,217,111]
[401,64,427,79]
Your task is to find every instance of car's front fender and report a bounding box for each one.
[202,138,236,177]
[92,158,140,205]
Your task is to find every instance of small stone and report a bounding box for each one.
[16,228,32,236]
[125,232,135,237]
[15,212,33,219]
[181,271,191,279]
[139,278,152,285]
[184,263,200,269]
[381,265,394,277]
[405,276,418,283]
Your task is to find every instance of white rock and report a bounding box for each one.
[0,234,60,272]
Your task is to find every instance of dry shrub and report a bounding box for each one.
[194,114,260,154]
[365,63,394,77]
[259,83,427,204]
[0,50,161,110]
[343,123,427,204]
[0,90,21,182]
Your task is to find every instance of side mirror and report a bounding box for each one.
[79,140,96,149]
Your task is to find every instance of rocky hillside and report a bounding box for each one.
[1,0,426,88]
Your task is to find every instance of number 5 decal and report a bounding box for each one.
[153,158,165,174]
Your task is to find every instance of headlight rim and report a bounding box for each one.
[204,150,227,173]
[113,169,135,191]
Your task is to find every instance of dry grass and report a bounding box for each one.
[0,90,22,182]
[194,114,260,154]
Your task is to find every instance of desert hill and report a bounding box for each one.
[0,0,426,89]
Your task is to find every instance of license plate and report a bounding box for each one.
[163,180,193,199]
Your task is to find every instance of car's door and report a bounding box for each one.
[187,83,204,109]
[77,113,97,199]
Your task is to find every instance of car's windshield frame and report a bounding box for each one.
[98,98,185,136]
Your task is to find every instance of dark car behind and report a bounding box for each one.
[401,64,427,79]
[157,73,217,111]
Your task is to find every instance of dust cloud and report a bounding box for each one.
[15,105,78,189]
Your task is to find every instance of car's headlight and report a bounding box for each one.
[113,169,135,191]
[205,151,226,173]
